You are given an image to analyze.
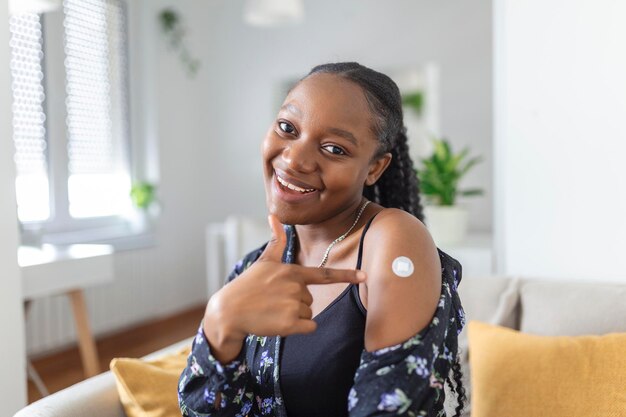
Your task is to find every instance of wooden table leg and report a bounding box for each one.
[68,289,100,377]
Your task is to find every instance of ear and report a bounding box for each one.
[365,153,392,186]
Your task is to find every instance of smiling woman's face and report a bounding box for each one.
[262,73,390,225]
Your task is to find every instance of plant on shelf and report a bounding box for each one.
[158,8,201,77]
[416,137,483,245]
[129,181,158,232]
[130,182,156,210]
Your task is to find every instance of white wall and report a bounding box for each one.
[202,0,493,233]
[494,0,626,281]
[26,0,494,355]
[0,1,28,412]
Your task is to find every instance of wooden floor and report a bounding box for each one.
[27,304,206,404]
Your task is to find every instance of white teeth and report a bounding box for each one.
[276,174,315,193]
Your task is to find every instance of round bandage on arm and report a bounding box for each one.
[391,256,414,278]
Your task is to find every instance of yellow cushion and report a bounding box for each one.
[468,320,626,417]
[110,346,191,417]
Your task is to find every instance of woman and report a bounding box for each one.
[178,62,466,417]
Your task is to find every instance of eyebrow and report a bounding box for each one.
[280,103,359,146]
[327,127,358,146]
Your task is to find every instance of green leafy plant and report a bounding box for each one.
[158,8,201,77]
[417,138,483,206]
[130,182,156,210]
[402,91,424,115]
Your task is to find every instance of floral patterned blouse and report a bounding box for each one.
[178,224,466,417]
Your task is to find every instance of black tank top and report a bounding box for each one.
[279,214,377,417]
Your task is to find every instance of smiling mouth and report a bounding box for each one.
[275,173,317,194]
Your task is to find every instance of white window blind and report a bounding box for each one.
[64,0,131,218]
[9,13,50,222]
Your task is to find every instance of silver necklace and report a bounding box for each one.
[318,200,370,268]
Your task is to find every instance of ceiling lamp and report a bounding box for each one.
[243,0,304,27]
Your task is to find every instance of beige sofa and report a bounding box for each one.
[15,275,626,417]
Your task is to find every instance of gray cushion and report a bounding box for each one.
[519,278,626,336]
[457,275,520,353]
[448,275,520,417]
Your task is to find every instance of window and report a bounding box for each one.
[10,0,137,243]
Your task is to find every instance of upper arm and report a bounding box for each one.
[361,209,442,352]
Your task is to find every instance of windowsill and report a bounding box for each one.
[77,230,157,252]
[22,220,158,252]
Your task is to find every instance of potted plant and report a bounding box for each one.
[129,181,159,232]
[416,138,483,245]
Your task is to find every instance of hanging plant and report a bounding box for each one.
[158,8,201,77]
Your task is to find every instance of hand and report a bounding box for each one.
[203,214,366,361]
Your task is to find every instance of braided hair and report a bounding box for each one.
[300,62,424,222]
[299,62,467,416]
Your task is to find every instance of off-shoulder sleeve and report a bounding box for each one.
[178,245,267,417]
[348,252,466,417]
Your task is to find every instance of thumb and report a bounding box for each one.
[259,214,287,262]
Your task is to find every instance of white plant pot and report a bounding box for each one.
[128,207,148,233]
[423,204,469,246]
[128,204,160,233]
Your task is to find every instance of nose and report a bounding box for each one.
[282,139,318,173]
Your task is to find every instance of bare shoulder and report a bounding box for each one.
[369,207,430,233]
[360,208,442,352]
[367,208,440,266]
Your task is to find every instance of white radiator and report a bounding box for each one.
[205,216,270,298]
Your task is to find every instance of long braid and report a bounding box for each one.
[364,127,424,221]
[447,355,468,416]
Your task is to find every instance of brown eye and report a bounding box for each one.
[322,144,347,156]
[278,121,296,134]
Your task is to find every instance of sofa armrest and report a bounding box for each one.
[14,371,125,417]
[14,337,195,417]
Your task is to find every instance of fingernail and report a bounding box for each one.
[356,271,366,280]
